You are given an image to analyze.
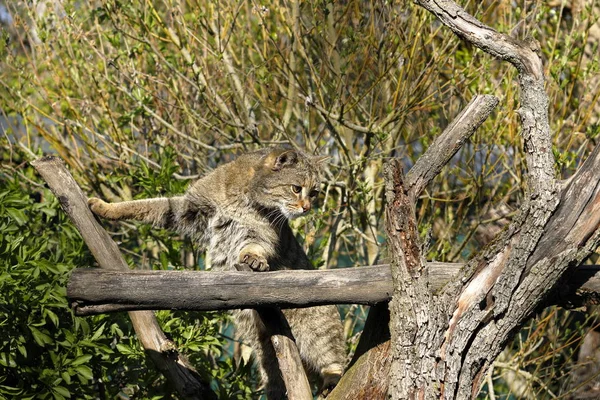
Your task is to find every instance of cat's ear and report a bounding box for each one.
[271,150,298,171]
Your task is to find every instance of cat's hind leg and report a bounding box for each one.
[283,306,346,394]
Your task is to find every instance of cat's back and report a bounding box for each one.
[185,149,268,208]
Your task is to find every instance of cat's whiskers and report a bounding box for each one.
[264,207,288,232]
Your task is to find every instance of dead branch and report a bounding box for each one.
[233,263,312,400]
[406,94,499,201]
[330,91,500,400]
[67,263,600,315]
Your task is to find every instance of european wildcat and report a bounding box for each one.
[88,147,346,398]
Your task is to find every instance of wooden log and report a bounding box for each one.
[68,265,393,315]
[31,157,215,400]
[67,263,600,315]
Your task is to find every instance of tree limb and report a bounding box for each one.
[406,94,499,201]
[67,263,600,315]
[233,263,312,400]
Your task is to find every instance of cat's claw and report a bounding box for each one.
[239,253,269,272]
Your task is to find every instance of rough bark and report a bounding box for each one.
[327,303,391,400]
[385,159,433,399]
[326,91,501,400]
[377,1,600,399]
[31,157,215,400]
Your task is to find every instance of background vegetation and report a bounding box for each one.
[1,0,599,398]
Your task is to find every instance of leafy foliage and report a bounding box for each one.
[0,144,254,399]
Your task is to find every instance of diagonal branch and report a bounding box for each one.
[31,157,215,400]
[233,263,312,400]
[406,94,499,201]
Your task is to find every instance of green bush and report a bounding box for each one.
[0,145,254,399]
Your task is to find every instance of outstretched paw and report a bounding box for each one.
[238,251,269,272]
[88,197,110,218]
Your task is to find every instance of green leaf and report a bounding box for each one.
[61,371,72,385]
[6,208,27,225]
[74,365,93,381]
[53,386,70,398]
[52,392,66,400]
[70,354,92,366]
[45,309,60,327]
[29,326,53,346]
[17,344,27,357]
[0,384,23,396]
[116,343,134,355]
[90,322,106,341]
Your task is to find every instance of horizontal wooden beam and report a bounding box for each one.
[68,263,600,316]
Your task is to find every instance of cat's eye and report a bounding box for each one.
[291,185,302,194]
[309,190,319,198]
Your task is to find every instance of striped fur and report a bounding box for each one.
[89,147,346,399]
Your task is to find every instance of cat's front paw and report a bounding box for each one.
[238,248,269,272]
[88,198,111,219]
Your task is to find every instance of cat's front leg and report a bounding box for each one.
[238,244,270,272]
[88,196,185,229]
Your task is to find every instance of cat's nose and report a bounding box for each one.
[302,202,311,212]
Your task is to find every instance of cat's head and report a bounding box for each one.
[252,147,328,219]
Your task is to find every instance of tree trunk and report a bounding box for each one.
[381,1,600,399]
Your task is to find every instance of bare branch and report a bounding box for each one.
[232,263,312,400]
[255,308,312,400]
[67,263,600,315]
[413,0,543,78]
[406,94,499,200]
[414,0,556,197]
[68,265,392,315]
